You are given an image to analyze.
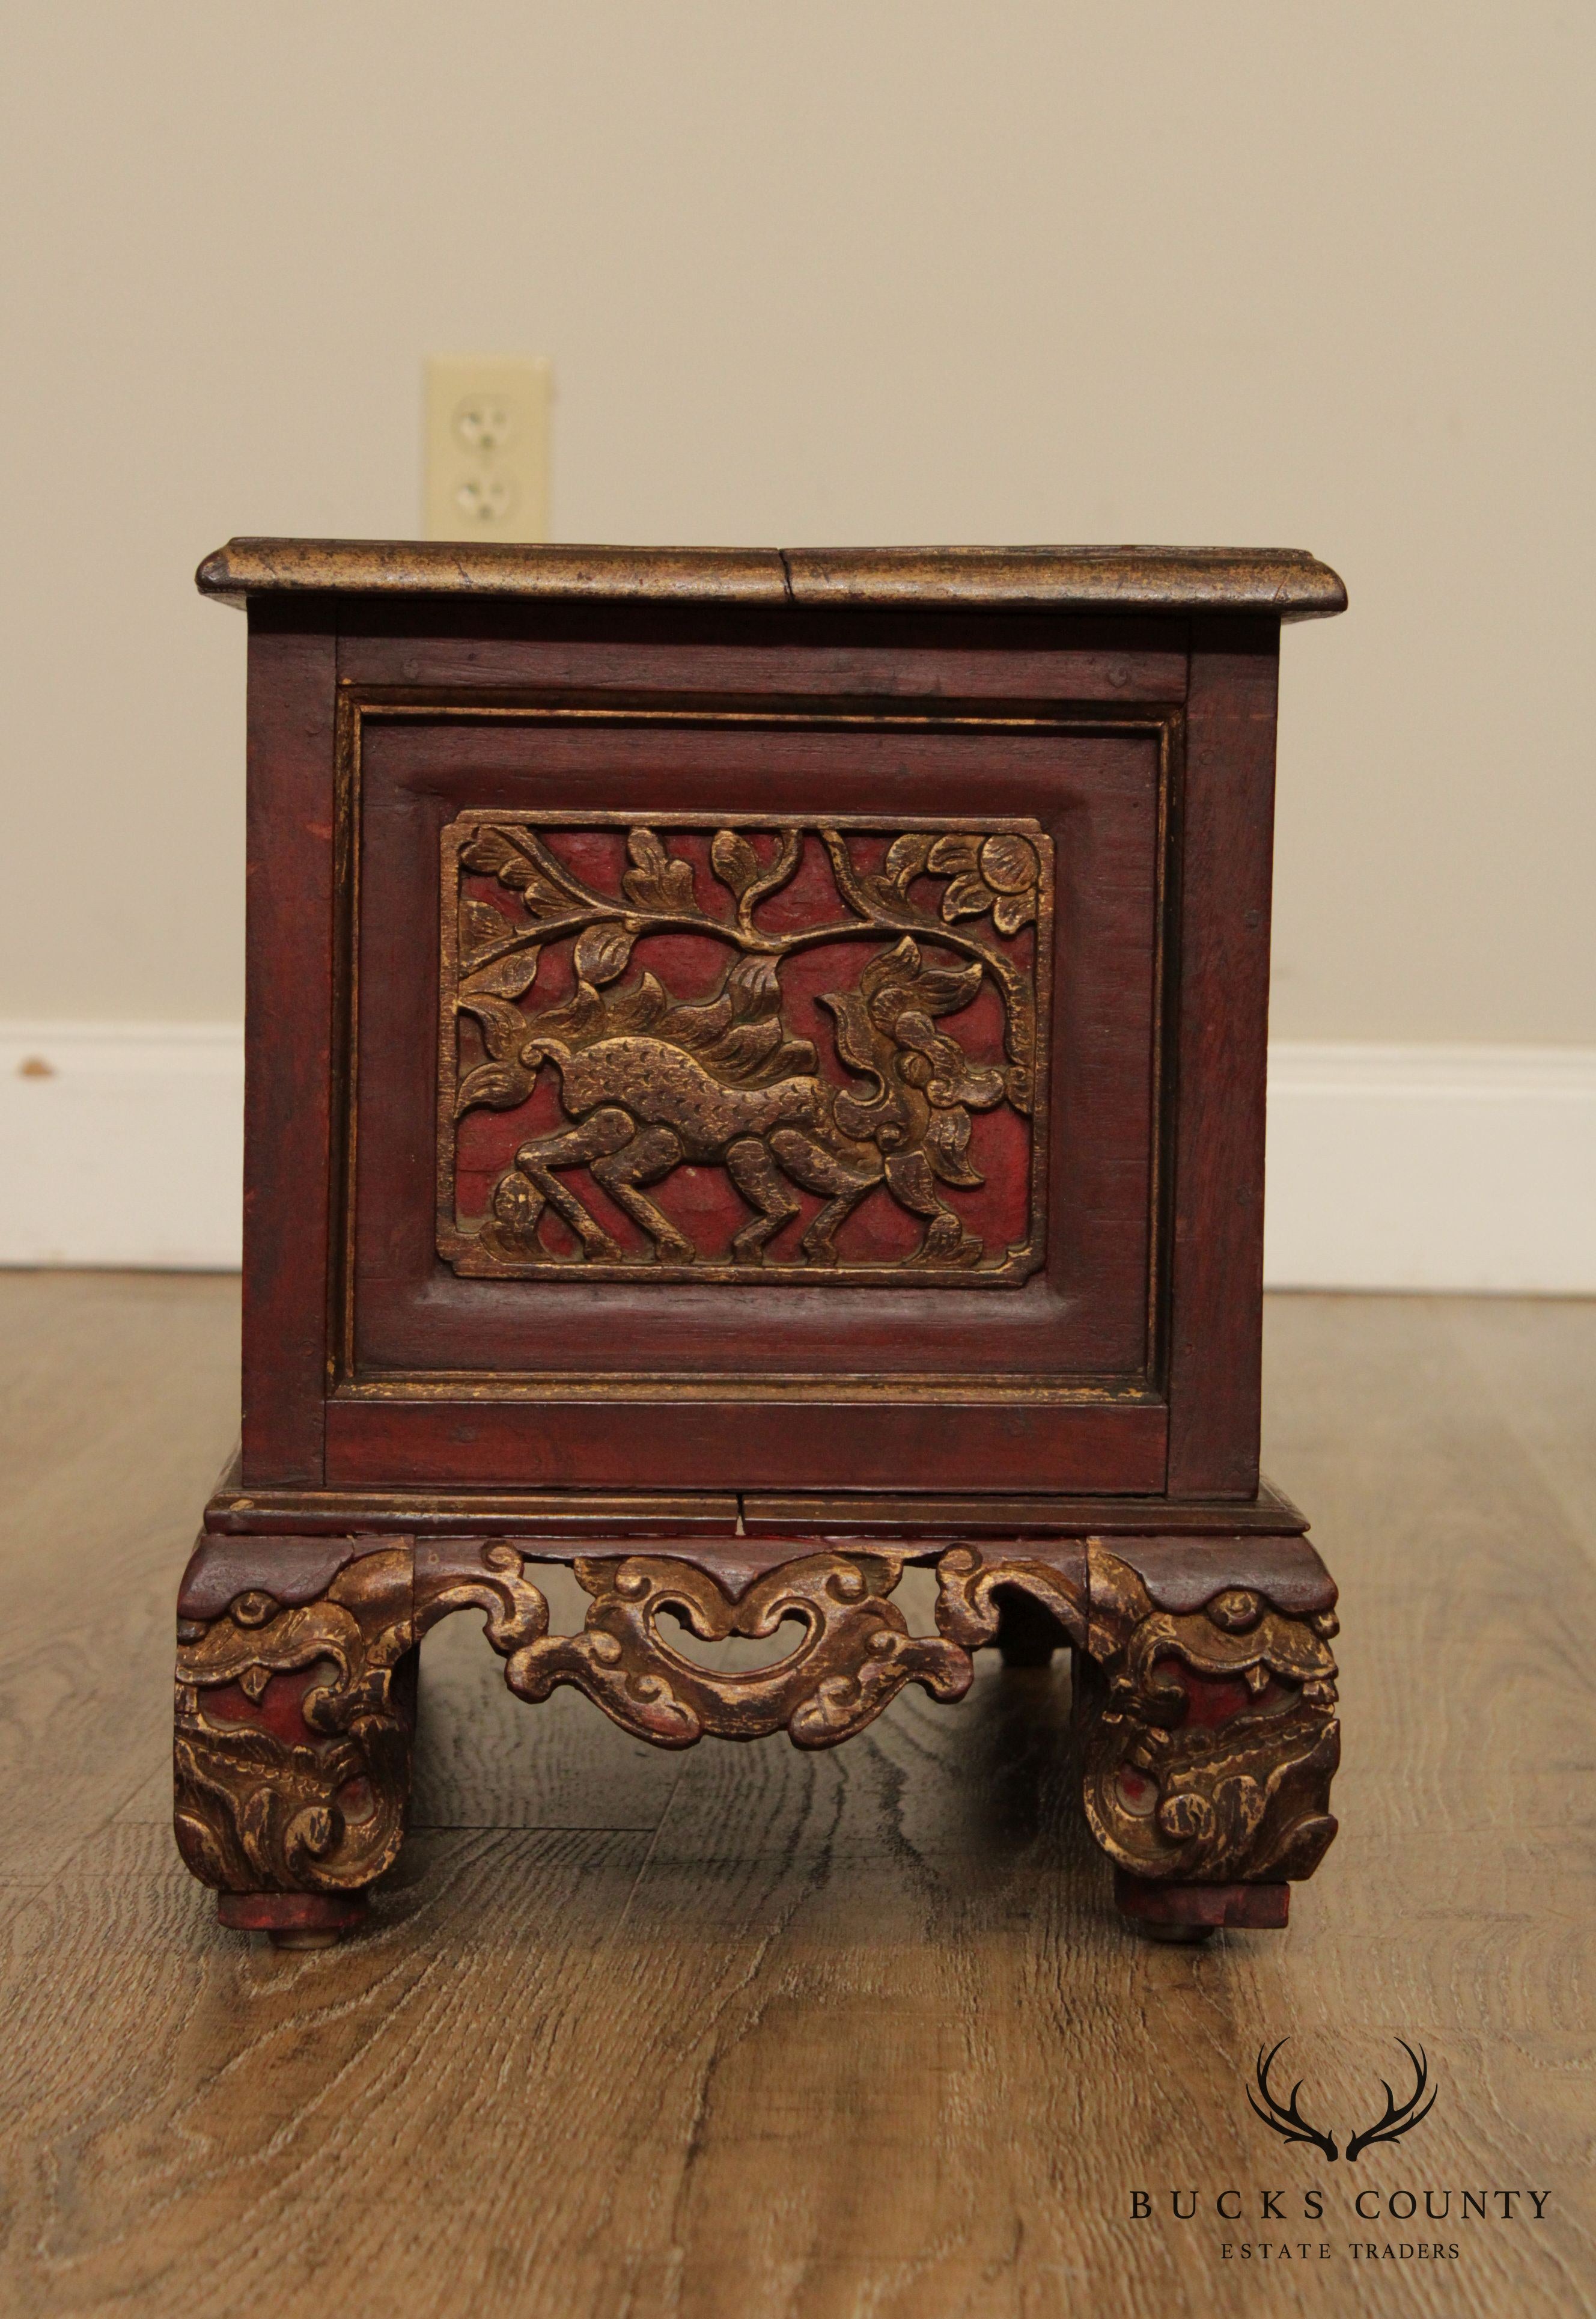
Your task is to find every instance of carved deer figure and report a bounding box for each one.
[479,936,1007,1269]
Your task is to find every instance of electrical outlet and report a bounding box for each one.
[424,356,551,542]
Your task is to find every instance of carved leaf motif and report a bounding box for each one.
[695,1018,784,1079]
[460,828,522,878]
[883,1148,940,1215]
[521,976,603,1048]
[456,1059,534,1116]
[820,988,893,1086]
[660,990,733,1048]
[859,938,984,1032]
[572,923,635,986]
[455,994,540,1116]
[884,831,933,890]
[927,833,981,876]
[460,995,534,1062]
[710,828,761,900]
[622,827,698,913]
[911,959,985,1018]
[992,891,1037,935]
[923,1104,984,1187]
[655,954,816,1086]
[627,826,667,877]
[460,899,516,968]
[461,946,541,1001]
[520,874,582,921]
[859,937,922,1000]
[604,971,669,1034]
[461,831,574,922]
[940,873,992,922]
[725,953,784,1016]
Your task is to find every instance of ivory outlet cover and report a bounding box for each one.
[424,356,551,542]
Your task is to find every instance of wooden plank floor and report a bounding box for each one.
[0,1273,1591,2318]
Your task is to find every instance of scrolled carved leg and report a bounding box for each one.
[931,1535,1340,1939]
[177,1527,1339,1948]
[173,1538,422,1944]
[1078,1539,1339,1934]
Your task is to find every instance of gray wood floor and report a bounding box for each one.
[0,1274,1591,2317]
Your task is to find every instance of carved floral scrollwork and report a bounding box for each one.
[173,1547,418,1895]
[439,813,1052,1284]
[471,1550,973,1748]
[933,1543,1089,1654]
[174,1534,1340,1913]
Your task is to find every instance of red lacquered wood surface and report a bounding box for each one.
[321,1393,1169,1495]
[1164,622,1280,1498]
[210,549,1344,1516]
[240,601,338,1485]
[342,705,1163,1404]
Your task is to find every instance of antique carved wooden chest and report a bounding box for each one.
[175,539,1347,1947]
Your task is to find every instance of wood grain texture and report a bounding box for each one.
[198,538,1348,619]
[240,601,338,1485]
[333,599,1190,701]
[3,1276,1592,2317]
[1164,625,1280,1499]
[0,1273,240,1881]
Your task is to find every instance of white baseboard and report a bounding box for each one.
[2,1024,1592,1291]
[1265,1042,1596,1293]
[0,1023,244,1269]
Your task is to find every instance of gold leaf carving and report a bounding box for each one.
[571,923,635,986]
[460,946,541,1001]
[173,1548,419,1895]
[486,1550,971,1747]
[440,814,1052,1285]
[710,827,761,899]
[174,1537,1339,1914]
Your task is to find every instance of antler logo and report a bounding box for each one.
[1344,2041,1437,2161]
[1247,2040,1341,2161]
[1247,2039,1436,2164]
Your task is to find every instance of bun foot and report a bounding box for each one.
[216,1890,368,1947]
[1114,1872,1290,1937]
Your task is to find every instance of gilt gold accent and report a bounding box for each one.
[934,1542,1089,1653]
[172,1542,974,1906]
[1076,1541,1339,1883]
[425,1545,972,1748]
[174,1535,1338,1910]
[437,813,1051,1285]
[931,1539,1339,1885]
[198,537,1348,619]
[173,1547,417,1895]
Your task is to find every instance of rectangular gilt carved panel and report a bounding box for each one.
[437,813,1052,1288]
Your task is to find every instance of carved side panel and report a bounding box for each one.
[437,814,1052,1285]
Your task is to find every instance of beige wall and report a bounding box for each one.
[3,2,1591,1039]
